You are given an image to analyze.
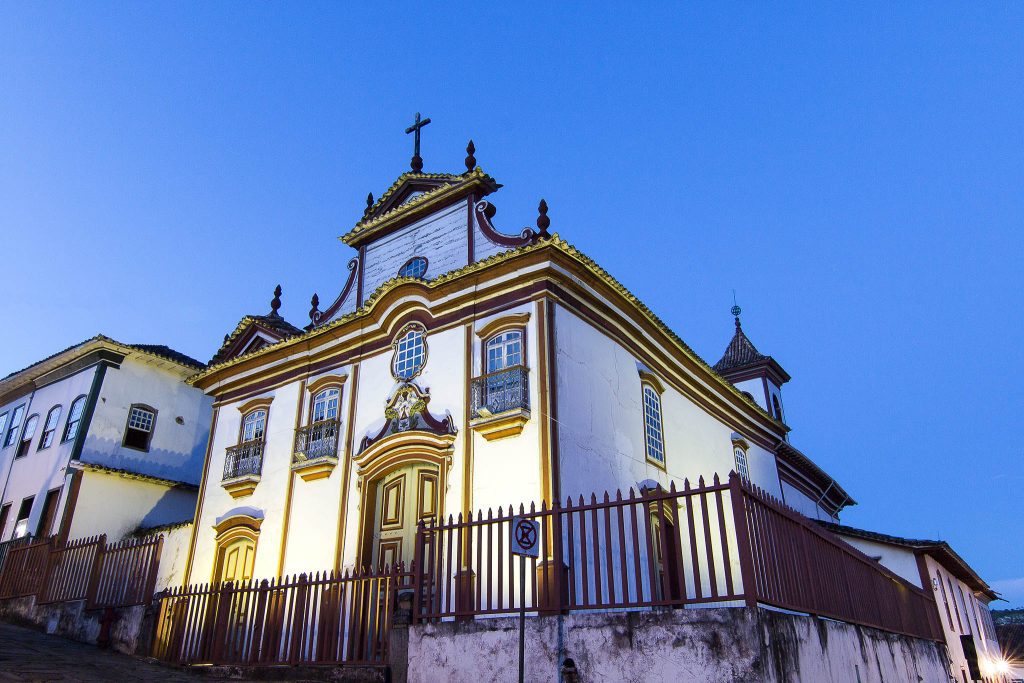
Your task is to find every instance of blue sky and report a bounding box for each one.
[1,4,1021,606]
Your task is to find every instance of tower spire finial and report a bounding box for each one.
[731,290,742,327]
[270,284,282,317]
[464,139,476,172]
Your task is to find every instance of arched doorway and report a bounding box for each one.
[212,512,262,584]
[353,432,454,570]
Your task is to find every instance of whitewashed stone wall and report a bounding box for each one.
[406,607,950,683]
[84,357,212,485]
[362,202,469,297]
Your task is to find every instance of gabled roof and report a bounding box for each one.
[713,317,791,385]
[341,168,500,248]
[0,335,204,402]
[817,520,997,600]
[209,313,304,365]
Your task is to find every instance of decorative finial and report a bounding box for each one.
[309,293,320,322]
[405,112,431,173]
[536,199,550,238]
[270,285,282,316]
[365,192,374,215]
[731,290,742,326]
[464,140,476,172]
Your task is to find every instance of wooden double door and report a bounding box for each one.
[370,463,439,571]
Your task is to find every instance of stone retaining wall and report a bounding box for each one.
[405,607,951,683]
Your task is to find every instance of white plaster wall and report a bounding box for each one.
[0,366,99,541]
[151,523,194,591]
[733,377,767,411]
[553,304,783,500]
[468,304,544,515]
[780,480,837,522]
[68,469,195,542]
[835,536,923,588]
[922,554,1006,682]
[189,381,304,583]
[361,202,469,299]
[84,356,212,485]
[470,208,520,263]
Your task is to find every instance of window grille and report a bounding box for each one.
[242,409,267,443]
[733,447,749,480]
[398,257,428,279]
[642,384,665,464]
[124,406,156,451]
[485,331,523,373]
[392,327,426,380]
[62,396,87,443]
[39,406,62,450]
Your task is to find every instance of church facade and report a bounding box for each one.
[181,141,852,587]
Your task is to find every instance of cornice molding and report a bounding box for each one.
[475,312,531,340]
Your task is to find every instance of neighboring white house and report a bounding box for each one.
[180,142,854,588]
[820,521,1004,683]
[0,336,213,547]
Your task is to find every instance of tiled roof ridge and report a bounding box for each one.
[1,334,204,383]
[343,168,498,243]
[712,319,769,373]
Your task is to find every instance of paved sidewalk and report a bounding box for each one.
[0,622,196,682]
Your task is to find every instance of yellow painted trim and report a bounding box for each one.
[277,379,305,577]
[535,300,552,505]
[471,409,531,440]
[182,406,218,587]
[462,324,474,519]
[293,458,338,481]
[334,363,359,572]
[475,312,531,340]
[237,396,274,414]
[307,373,348,396]
[638,371,666,395]
[222,476,260,498]
[213,513,264,537]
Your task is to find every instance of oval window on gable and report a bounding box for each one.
[398,257,428,279]
[392,324,427,380]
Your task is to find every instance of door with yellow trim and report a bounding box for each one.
[371,463,439,570]
[216,537,256,584]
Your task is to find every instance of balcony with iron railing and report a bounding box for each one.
[469,365,530,440]
[221,441,264,498]
[292,418,341,481]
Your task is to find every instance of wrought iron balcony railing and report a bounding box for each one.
[470,365,529,417]
[293,418,341,464]
[223,441,264,481]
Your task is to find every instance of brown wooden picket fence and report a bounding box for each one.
[151,566,410,666]
[151,472,941,667]
[0,533,162,609]
[410,472,940,642]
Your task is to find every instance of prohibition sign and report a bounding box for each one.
[510,516,540,558]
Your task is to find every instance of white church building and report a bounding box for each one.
[182,138,853,588]
[0,335,212,546]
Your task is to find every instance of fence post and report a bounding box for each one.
[84,533,108,609]
[37,535,60,603]
[412,522,425,624]
[210,581,235,664]
[289,574,309,665]
[727,473,758,609]
[250,579,270,663]
[142,536,164,603]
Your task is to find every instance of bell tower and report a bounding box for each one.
[712,304,791,425]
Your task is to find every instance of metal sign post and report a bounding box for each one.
[511,516,539,683]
